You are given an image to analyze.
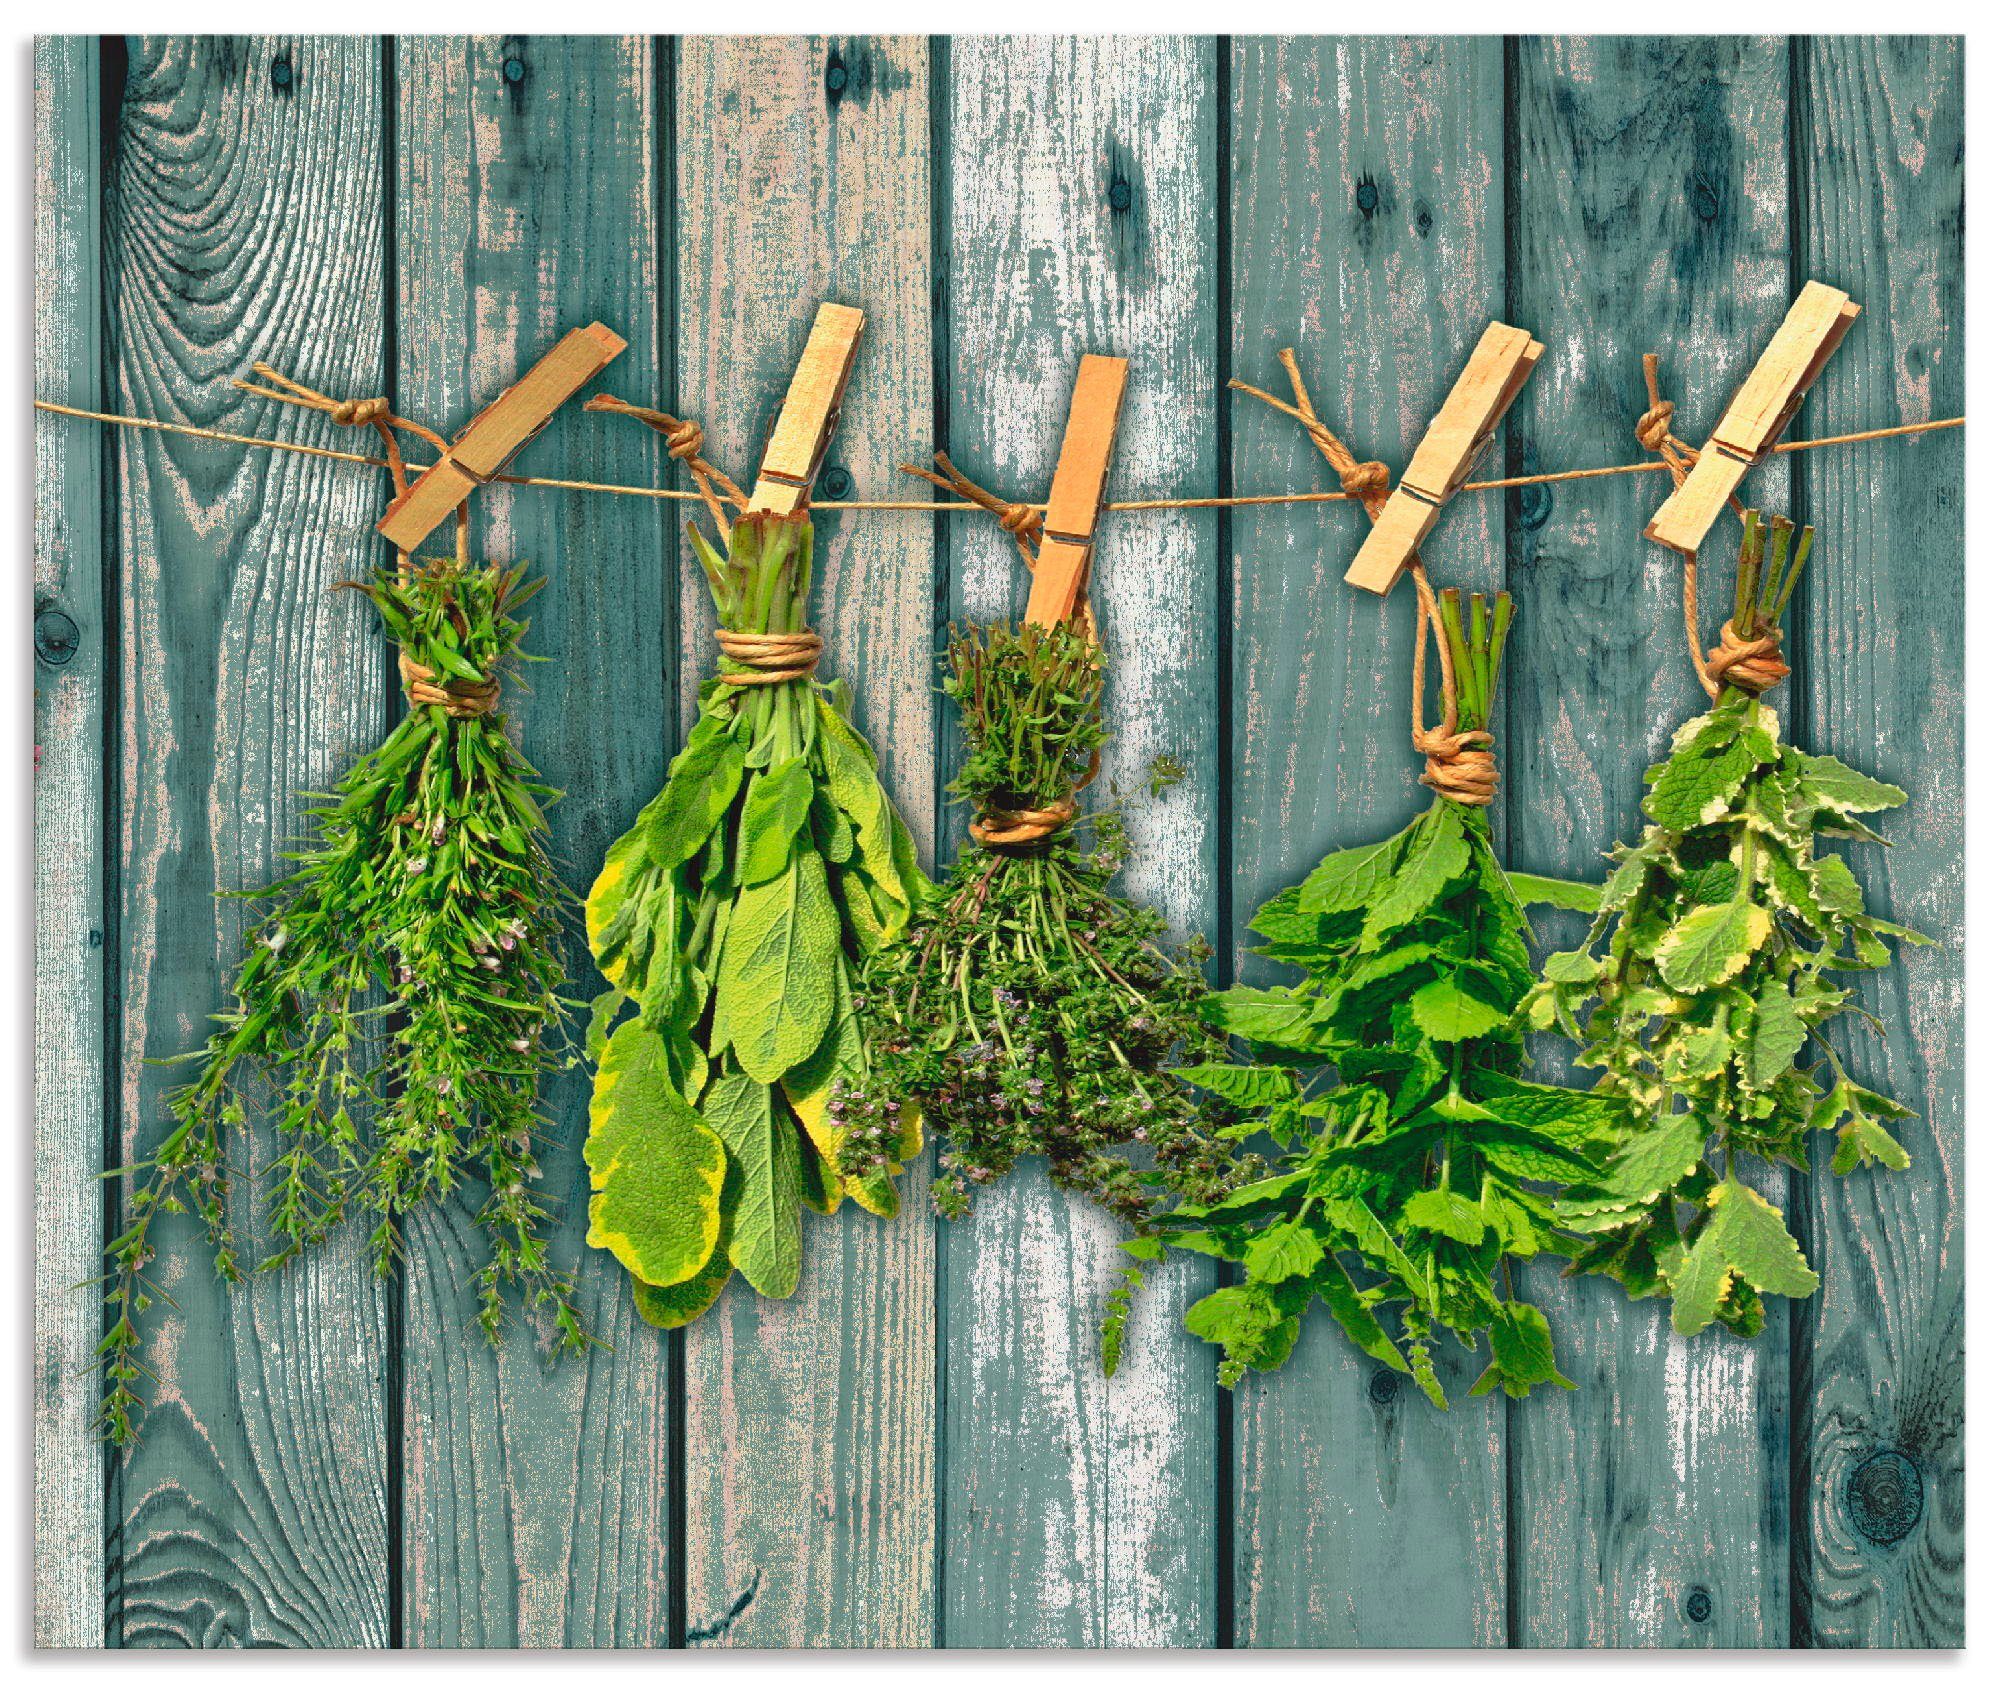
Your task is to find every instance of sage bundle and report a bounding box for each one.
[1171,581,1623,1401]
[583,405,926,1330]
[100,540,579,1444]
[1529,511,1924,1337]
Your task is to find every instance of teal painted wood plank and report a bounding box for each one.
[940,33,1221,1649]
[33,32,107,1652]
[1505,36,1795,1648]
[392,35,676,1648]
[674,34,938,1649]
[1226,35,1509,1649]
[105,35,391,1647]
[1793,36,1963,1650]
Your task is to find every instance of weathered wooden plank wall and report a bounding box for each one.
[33,33,1963,1651]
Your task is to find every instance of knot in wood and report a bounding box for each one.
[970,795,1077,851]
[1635,399,1676,453]
[1705,620,1790,694]
[1413,724,1498,806]
[714,627,823,687]
[399,649,499,718]
[1340,458,1391,501]
[331,396,391,428]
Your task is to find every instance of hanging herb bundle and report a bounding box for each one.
[1528,510,1924,1338]
[582,404,927,1330]
[1165,578,1625,1401]
[96,374,586,1447]
[835,450,1250,1322]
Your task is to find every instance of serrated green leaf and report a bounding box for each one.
[1668,1179,1818,1335]
[1203,985,1323,1052]
[1656,900,1769,993]
[1745,973,1807,1085]
[1171,1062,1296,1108]
[1244,1220,1324,1284]
[1791,753,1907,815]
[644,720,746,869]
[1312,1259,1410,1372]
[1408,974,1510,1042]
[1468,1300,1575,1399]
[1504,871,1601,913]
[1832,1114,1912,1175]
[1403,1186,1486,1245]
[1645,728,1754,832]
[1298,836,1398,914]
[1361,808,1471,947]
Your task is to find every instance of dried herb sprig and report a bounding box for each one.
[1529,513,1926,1337]
[840,617,1250,1267]
[99,554,581,1445]
[583,510,928,1330]
[1166,591,1627,1401]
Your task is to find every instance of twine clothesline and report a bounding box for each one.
[31,397,1963,518]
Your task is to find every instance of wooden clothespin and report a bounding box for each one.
[1345,322,1544,595]
[1023,355,1129,627]
[1643,281,1860,555]
[746,302,866,515]
[377,322,626,552]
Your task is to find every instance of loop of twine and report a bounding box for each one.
[714,627,823,687]
[1704,620,1790,695]
[904,451,1101,645]
[586,393,748,544]
[398,650,500,718]
[969,796,1077,850]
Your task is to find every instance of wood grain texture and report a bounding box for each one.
[940,33,1221,1649]
[1226,36,1509,1649]
[104,35,390,1648]
[33,33,107,1652]
[675,34,937,1650]
[1792,36,1964,1650]
[1505,36,1795,1648]
[393,35,675,1648]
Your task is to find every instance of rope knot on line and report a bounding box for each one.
[1414,724,1499,807]
[1704,620,1790,695]
[1339,459,1391,502]
[970,795,1077,851]
[659,416,705,462]
[399,650,499,718]
[330,396,392,428]
[1634,399,1676,454]
[714,627,823,687]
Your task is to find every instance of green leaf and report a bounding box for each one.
[1297,836,1397,914]
[1403,1187,1486,1245]
[701,1072,804,1298]
[735,755,816,886]
[1203,985,1323,1052]
[1408,974,1509,1042]
[631,1239,733,1329]
[1668,1179,1819,1335]
[644,721,746,869]
[1468,1300,1575,1399]
[1541,947,1601,985]
[1559,1113,1706,1224]
[1171,1063,1296,1108]
[1645,730,1754,831]
[1184,1283,1299,1381]
[1791,753,1907,816]
[1656,900,1769,993]
[583,1021,727,1287]
[1505,871,1601,913]
[1361,808,1471,947]
[1244,1220,1324,1284]
[1745,974,1807,1085]
[713,849,841,1083]
[1312,1260,1409,1372]
[1832,1114,1912,1175]
[1811,854,1867,923]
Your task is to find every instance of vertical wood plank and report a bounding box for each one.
[33,32,106,1651]
[1506,36,1792,1647]
[940,34,1220,1648]
[106,34,390,1647]
[1793,36,1963,1650]
[675,34,937,1649]
[1226,35,1509,1648]
[393,35,675,1648]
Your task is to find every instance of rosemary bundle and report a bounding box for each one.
[1166,590,1626,1401]
[838,617,1248,1268]
[1530,514,1924,1337]
[584,510,928,1329]
[101,555,579,1445]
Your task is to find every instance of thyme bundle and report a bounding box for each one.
[100,553,580,1445]
[1530,513,1924,1336]
[839,617,1249,1277]
[584,510,928,1329]
[1165,589,1626,1401]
